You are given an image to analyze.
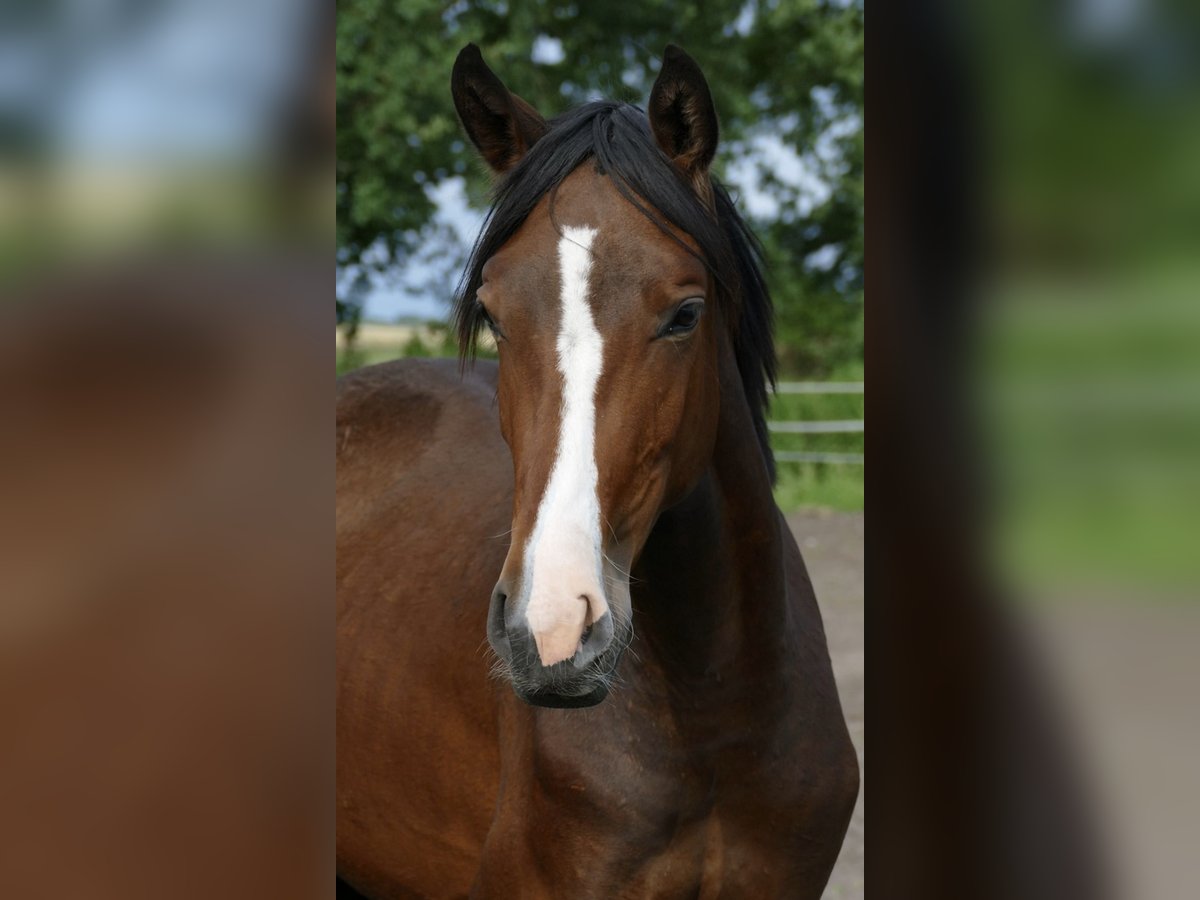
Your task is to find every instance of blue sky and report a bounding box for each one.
[5,1,309,164]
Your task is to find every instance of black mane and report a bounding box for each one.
[454,100,777,480]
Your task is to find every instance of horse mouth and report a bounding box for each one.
[515,681,609,709]
[502,640,625,710]
[509,652,618,708]
[491,613,628,710]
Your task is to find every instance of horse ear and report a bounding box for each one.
[648,45,719,184]
[452,44,548,174]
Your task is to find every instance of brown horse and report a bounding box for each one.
[336,44,858,898]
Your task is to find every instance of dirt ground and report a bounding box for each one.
[787,511,864,900]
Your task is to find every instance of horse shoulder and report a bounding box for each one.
[336,357,510,899]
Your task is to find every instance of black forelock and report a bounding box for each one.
[453,100,777,481]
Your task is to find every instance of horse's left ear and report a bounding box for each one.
[648,45,719,186]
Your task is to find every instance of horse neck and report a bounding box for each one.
[630,336,791,699]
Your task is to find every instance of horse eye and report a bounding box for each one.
[477,301,503,339]
[661,299,704,338]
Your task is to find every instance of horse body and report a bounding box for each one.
[337,43,857,899]
[336,358,856,898]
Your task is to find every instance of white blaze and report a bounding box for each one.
[523,225,609,667]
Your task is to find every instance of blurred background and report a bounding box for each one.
[977,0,1200,600]
[1,2,330,898]
[1,0,329,277]
[334,0,866,514]
[871,1,1200,898]
[980,1,1200,895]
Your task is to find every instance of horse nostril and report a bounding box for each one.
[488,581,514,657]
[490,580,510,617]
[571,609,613,670]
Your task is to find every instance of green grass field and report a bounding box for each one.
[337,332,864,512]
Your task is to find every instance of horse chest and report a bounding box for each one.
[629,807,817,899]
[496,723,821,898]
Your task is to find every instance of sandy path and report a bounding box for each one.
[787,511,864,899]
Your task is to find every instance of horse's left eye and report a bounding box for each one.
[478,302,503,339]
[660,299,704,338]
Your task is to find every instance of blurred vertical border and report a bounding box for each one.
[869,1,1200,898]
[0,2,332,898]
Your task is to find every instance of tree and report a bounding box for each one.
[337,0,863,375]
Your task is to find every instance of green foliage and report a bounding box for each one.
[335,344,370,375]
[337,0,863,376]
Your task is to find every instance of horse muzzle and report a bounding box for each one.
[487,580,625,708]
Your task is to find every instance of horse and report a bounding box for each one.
[336,44,859,898]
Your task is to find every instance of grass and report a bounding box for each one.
[767,363,864,513]
[336,325,493,375]
[337,328,864,512]
[336,345,400,375]
[773,461,864,512]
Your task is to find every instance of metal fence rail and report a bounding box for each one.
[775,381,864,394]
[772,382,865,465]
[774,451,865,465]
[769,420,864,434]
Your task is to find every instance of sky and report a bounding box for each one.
[3,0,310,164]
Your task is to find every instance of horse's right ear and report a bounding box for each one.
[648,45,719,184]
[452,44,547,175]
